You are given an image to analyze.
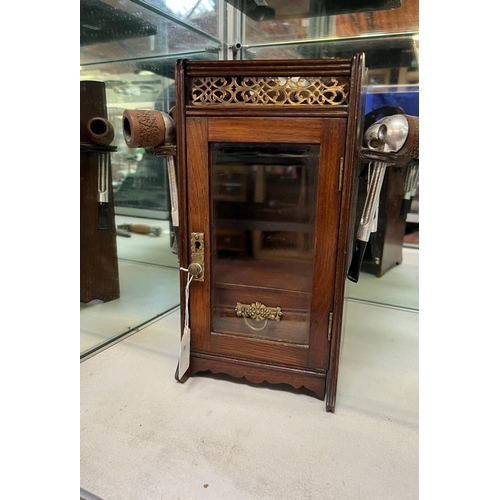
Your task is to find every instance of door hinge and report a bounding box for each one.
[338,157,344,191]
[327,311,334,341]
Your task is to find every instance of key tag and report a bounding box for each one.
[177,271,194,380]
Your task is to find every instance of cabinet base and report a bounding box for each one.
[177,351,326,400]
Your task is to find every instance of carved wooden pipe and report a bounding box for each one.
[347,114,419,283]
[87,116,115,146]
[122,108,179,251]
[122,109,175,148]
[117,223,162,237]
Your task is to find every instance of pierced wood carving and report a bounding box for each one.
[189,76,349,106]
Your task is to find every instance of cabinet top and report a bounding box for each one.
[177,55,365,111]
[179,55,363,77]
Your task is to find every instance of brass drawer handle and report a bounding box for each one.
[235,302,283,322]
[235,301,283,332]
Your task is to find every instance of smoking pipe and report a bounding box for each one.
[347,114,419,283]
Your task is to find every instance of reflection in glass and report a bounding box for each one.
[211,143,319,345]
[149,0,219,37]
[80,0,219,66]
[243,0,418,45]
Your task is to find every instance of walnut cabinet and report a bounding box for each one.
[174,56,365,412]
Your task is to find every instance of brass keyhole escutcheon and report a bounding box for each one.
[190,232,205,281]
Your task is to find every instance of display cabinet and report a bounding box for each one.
[173,56,365,411]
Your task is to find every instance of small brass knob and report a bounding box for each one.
[188,263,202,277]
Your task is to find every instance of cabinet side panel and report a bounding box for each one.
[175,59,189,337]
[378,166,407,276]
[326,53,366,412]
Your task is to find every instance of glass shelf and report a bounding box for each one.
[132,0,221,40]
[81,0,221,66]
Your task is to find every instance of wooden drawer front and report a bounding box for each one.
[212,284,311,345]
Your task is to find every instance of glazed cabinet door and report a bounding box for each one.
[186,116,346,371]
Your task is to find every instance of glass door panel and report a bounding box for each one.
[211,143,319,345]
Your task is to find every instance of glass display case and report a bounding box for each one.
[80,0,419,359]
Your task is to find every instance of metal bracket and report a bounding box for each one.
[338,157,344,191]
[327,311,333,341]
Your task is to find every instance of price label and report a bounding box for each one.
[178,326,191,379]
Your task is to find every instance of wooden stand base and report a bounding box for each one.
[181,351,326,400]
[358,165,408,277]
[80,81,120,303]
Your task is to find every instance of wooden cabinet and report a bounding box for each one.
[174,57,365,412]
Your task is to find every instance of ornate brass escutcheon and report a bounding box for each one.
[235,301,283,322]
[190,232,205,281]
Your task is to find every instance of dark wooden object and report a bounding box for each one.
[356,165,408,277]
[80,81,120,303]
[175,57,365,412]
